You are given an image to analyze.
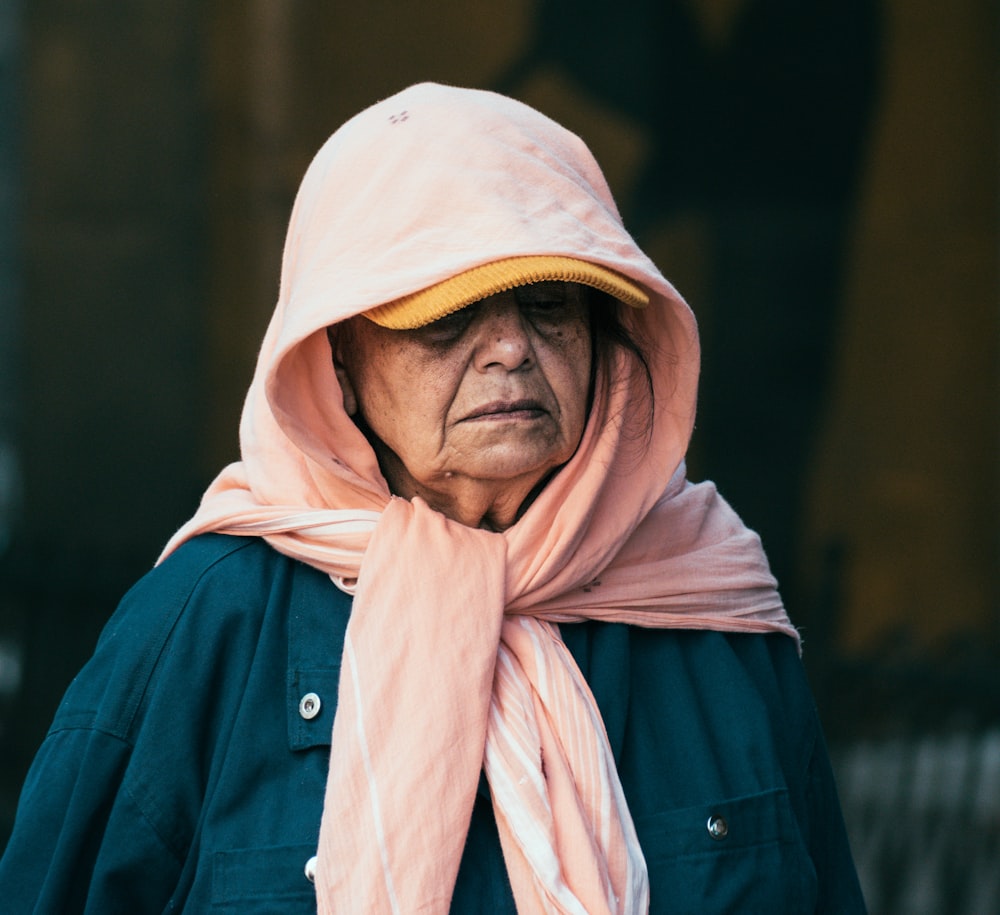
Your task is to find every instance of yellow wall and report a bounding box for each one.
[807,0,997,650]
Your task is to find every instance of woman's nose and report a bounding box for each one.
[472,300,534,372]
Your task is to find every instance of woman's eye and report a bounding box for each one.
[515,283,585,323]
[523,297,564,315]
[414,307,475,342]
[515,282,565,310]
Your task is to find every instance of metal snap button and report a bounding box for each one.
[299,692,321,720]
[706,814,729,840]
[304,855,318,883]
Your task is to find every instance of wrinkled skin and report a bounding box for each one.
[334,282,593,531]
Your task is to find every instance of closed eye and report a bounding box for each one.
[514,281,567,309]
[411,305,477,343]
[514,282,588,327]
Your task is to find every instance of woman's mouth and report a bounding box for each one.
[464,399,546,421]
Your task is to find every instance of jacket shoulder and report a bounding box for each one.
[49,534,311,742]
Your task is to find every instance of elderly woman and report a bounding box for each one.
[0,84,865,913]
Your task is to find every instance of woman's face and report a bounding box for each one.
[334,282,593,530]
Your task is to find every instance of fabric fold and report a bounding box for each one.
[487,617,648,915]
[316,498,507,913]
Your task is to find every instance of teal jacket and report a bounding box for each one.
[0,534,865,913]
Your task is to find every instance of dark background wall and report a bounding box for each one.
[0,0,997,907]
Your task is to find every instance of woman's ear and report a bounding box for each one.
[329,328,359,416]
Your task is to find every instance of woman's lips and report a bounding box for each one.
[463,399,546,421]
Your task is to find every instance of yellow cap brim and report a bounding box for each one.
[363,255,649,330]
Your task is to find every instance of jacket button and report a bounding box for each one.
[706,814,729,840]
[299,692,322,720]
[304,855,318,883]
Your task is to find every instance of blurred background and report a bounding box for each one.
[0,1,996,910]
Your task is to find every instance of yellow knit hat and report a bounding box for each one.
[363,255,649,330]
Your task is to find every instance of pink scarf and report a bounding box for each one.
[161,83,796,914]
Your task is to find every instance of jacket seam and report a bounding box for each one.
[112,537,264,740]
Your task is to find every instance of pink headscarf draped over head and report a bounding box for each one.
[161,83,796,915]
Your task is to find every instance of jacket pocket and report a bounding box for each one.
[634,788,817,914]
[211,843,318,912]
